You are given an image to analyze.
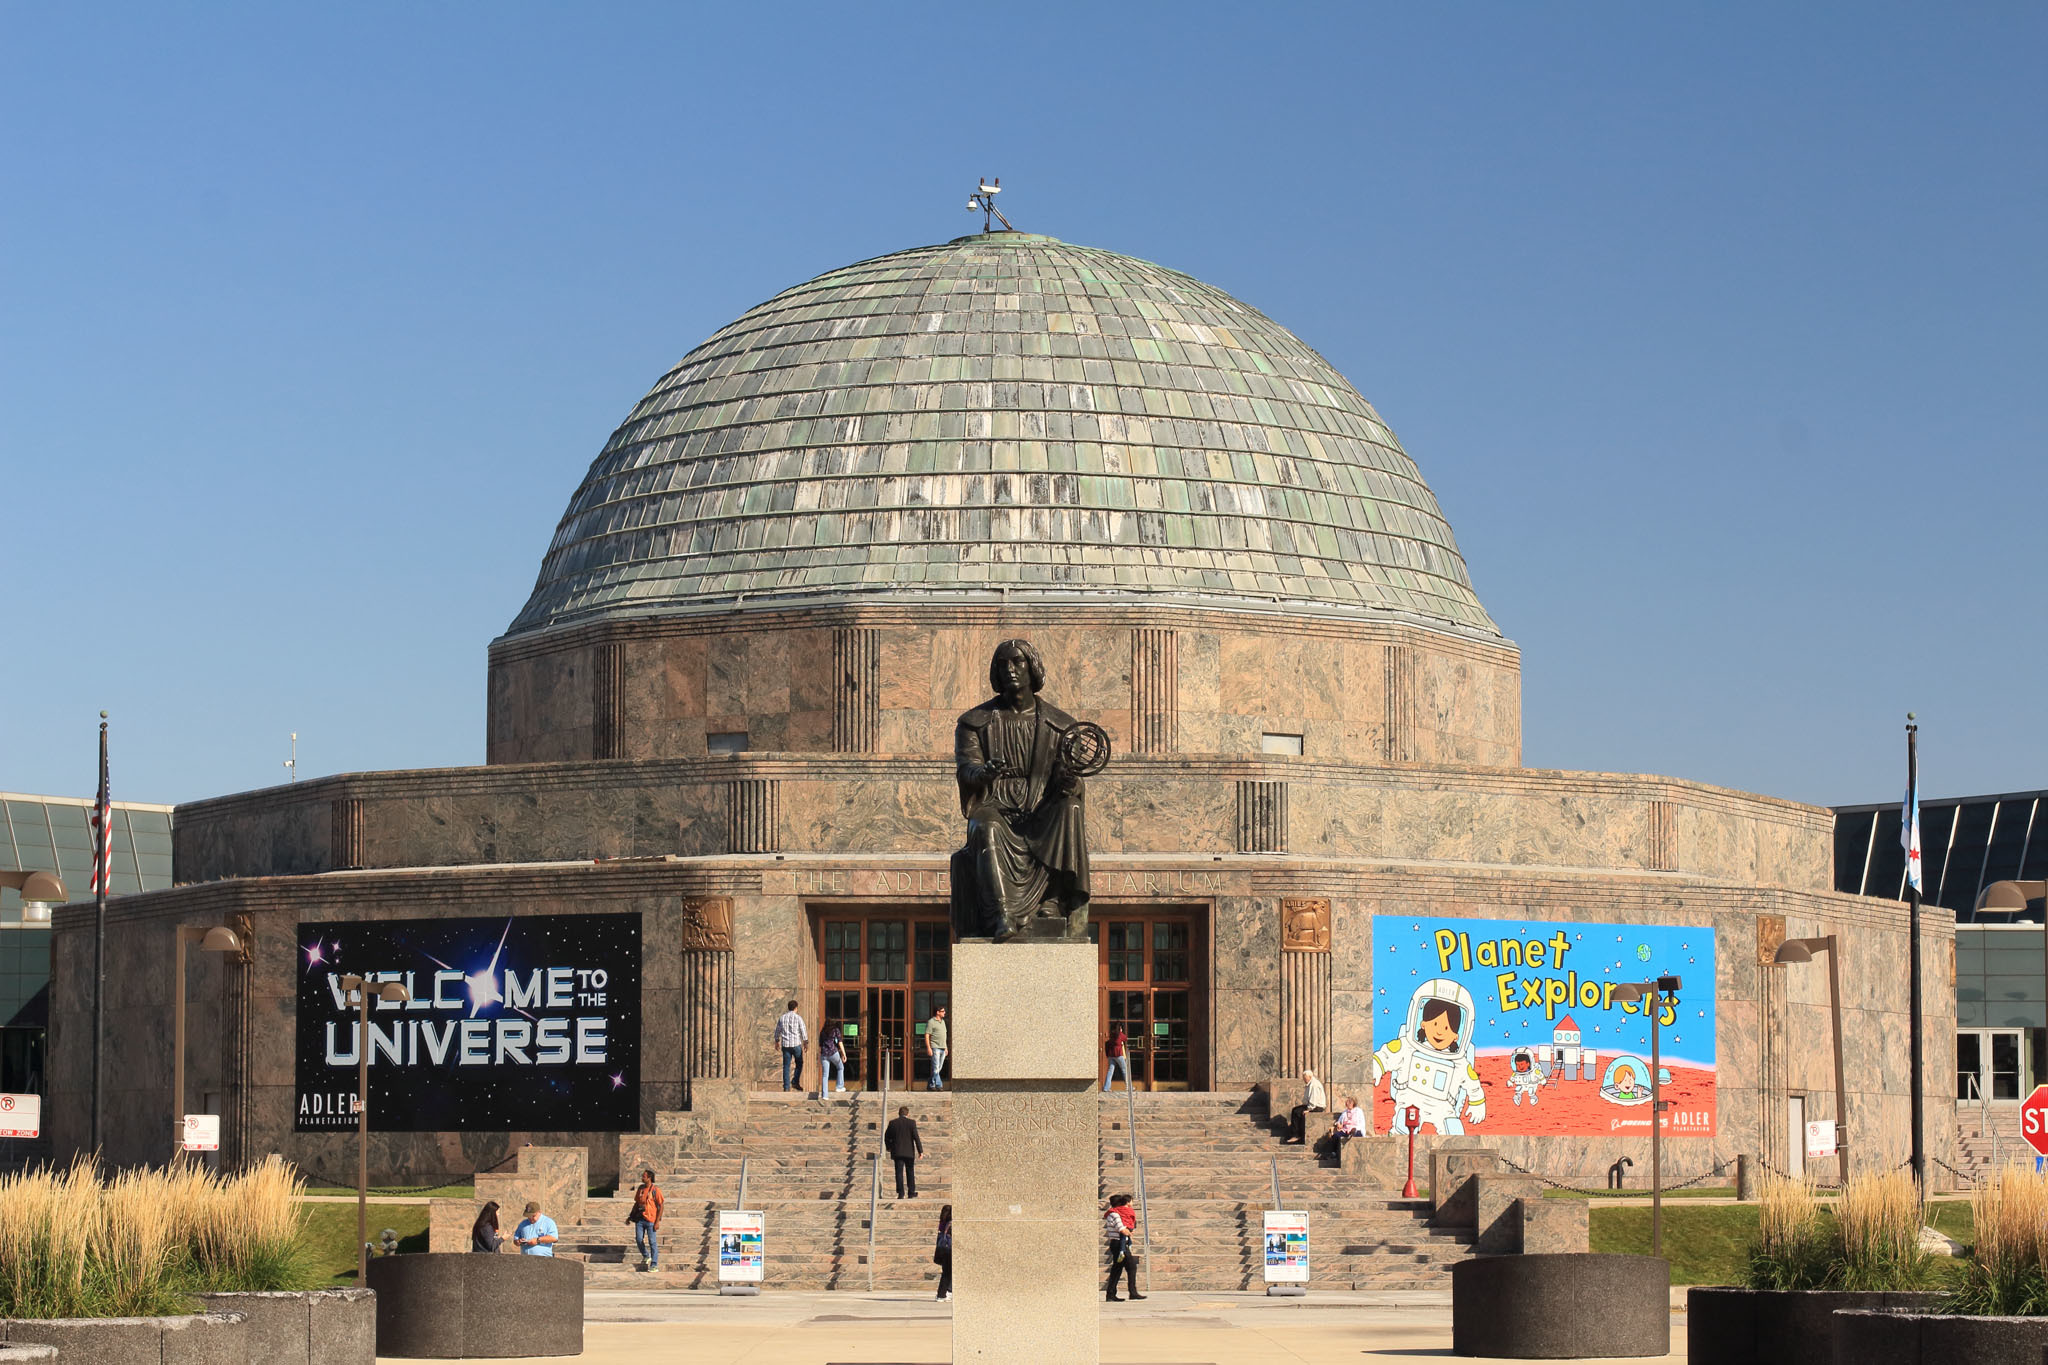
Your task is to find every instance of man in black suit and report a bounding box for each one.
[885,1105,923,1199]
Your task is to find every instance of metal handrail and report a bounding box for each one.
[868,1050,891,1290]
[867,1153,880,1292]
[1135,1154,1153,1297]
[1270,1155,1283,1210]
[736,1155,749,1212]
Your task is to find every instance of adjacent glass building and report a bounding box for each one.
[0,793,174,1094]
[1834,789,2047,1107]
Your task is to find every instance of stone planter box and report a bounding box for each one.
[1,1310,248,1365]
[196,1290,375,1365]
[1687,1287,1946,1365]
[1451,1253,1668,1358]
[1833,1309,2048,1365]
[366,1253,582,1358]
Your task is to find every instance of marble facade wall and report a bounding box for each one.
[484,604,1523,769]
[171,758,1832,894]
[49,855,1957,1190]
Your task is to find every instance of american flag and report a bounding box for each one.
[88,767,112,896]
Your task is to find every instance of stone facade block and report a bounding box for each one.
[951,943,1095,1082]
[1517,1195,1590,1254]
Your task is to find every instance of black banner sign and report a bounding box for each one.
[295,913,640,1132]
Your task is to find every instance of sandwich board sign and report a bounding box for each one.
[0,1093,39,1139]
[1262,1210,1309,1283]
[718,1210,764,1283]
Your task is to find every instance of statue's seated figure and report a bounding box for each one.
[949,639,1092,942]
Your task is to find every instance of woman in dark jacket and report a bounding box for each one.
[933,1204,953,1301]
[471,1201,503,1253]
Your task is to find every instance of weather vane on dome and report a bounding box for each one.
[966,177,1012,233]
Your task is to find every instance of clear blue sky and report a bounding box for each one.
[4,4,2041,808]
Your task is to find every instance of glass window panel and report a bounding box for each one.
[1865,808,1906,900]
[2023,803,2048,882]
[1983,800,2034,888]
[1833,811,1876,895]
[1992,1032,2022,1099]
[825,922,860,981]
[1919,805,1959,906]
[1937,801,1997,912]
[913,922,950,983]
[1957,1033,1982,1099]
[868,921,906,982]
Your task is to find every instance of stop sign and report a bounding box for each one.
[2022,1085,2048,1157]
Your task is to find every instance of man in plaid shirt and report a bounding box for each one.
[775,1000,809,1092]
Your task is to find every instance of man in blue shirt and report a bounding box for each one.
[513,1200,558,1256]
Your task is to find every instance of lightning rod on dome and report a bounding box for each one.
[966,177,1012,233]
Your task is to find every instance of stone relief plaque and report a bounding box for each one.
[1281,898,1331,953]
[679,896,734,952]
[1755,914,1786,967]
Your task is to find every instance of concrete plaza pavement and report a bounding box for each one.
[374,1288,1690,1363]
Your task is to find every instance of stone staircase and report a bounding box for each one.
[570,1090,953,1290]
[1957,1105,2029,1184]
[495,1085,1475,1292]
[1099,1090,1473,1290]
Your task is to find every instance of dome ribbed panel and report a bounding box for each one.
[507,235,1499,639]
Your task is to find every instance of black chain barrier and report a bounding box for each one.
[1495,1154,1740,1198]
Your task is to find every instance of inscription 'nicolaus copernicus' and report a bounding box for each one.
[948,639,1108,942]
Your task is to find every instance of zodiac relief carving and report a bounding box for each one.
[679,897,734,952]
[1281,898,1331,953]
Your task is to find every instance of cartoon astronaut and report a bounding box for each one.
[1507,1046,1547,1106]
[1370,978,1487,1134]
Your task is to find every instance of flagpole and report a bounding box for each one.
[91,712,108,1156]
[1906,714,1924,1199]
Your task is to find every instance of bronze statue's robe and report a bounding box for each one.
[948,695,1091,938]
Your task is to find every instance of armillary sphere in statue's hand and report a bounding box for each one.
[1055,721,1112,778]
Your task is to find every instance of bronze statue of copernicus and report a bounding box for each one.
[948,639,1101,942]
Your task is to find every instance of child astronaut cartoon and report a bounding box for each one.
[1370,978,1487,1134]
[1507,1046,1547,1106]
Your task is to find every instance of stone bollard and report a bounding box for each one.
[1737,1153,1754,1201]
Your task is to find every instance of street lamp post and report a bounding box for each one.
[1773,935,1850,1186]
[171,925,244,1163]
[337,974,410,1284]
[1614,975,1682,1258]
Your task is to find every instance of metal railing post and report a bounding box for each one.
[1135,1154,1153,1297]
[736,1155,749,1213]
[1270,1155,1282,1211]
[868,1152,879,1292]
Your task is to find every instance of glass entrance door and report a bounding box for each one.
[816,912,950,1091]
[1957,1029,2024,1102]
[1096,916,1199,1090]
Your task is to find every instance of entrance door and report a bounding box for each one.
[817,913,950,1091]
[1957,1030,2023,1102]
[1097,916,1199,1090]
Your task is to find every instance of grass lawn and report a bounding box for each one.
[297,1202,432,1285]
[1588,1200,1976,1285]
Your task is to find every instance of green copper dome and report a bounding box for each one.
[506,233,1500,640]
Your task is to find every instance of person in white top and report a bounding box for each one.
[774,1000,808,1092]
[1335,1098,1367,1137]
[1286,1069,1327,1143]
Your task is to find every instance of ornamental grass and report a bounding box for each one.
[1748,1174,1830,1289]
[0,1158,316,1319]
[1952,1164,2048,1316]
[1745,1168,1936,1292]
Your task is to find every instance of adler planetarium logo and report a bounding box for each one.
[294,913,641,1132]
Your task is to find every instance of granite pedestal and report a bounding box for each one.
[950,941,1100,1365]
